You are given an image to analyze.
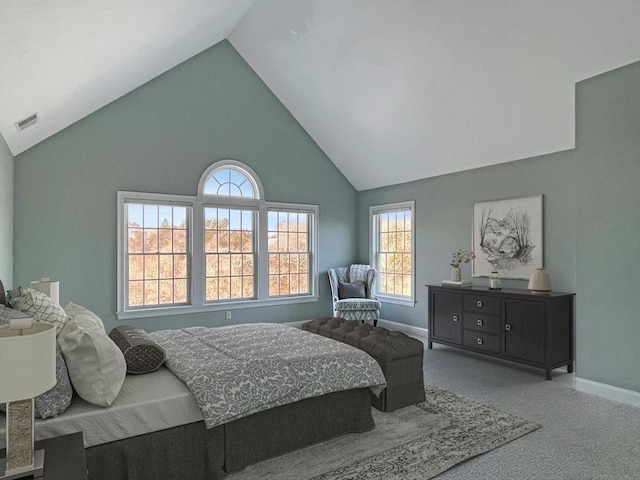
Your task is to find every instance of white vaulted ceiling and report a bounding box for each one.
[1,0,639,190]
[0,0,255,156]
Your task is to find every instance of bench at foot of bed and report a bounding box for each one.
[302,317,425,412]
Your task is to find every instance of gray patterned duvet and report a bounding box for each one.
[149,323,386,429]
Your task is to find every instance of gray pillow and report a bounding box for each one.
[0,305,73,418]
[0,303,31,324]
[338,281,366,299]
[35,345,73,418]
[109,325,166,374]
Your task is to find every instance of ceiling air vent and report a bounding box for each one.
[16,113,38,131]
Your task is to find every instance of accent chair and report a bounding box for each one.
[328,264,381,327]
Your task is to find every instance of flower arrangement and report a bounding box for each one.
[450,249,476,268]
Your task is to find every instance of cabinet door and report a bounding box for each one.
[431,291,462,344]
[503,299,546,364]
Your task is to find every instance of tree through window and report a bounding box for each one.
[370,201,415,304]
[118,160,318,318]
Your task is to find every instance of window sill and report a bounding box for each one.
[117,295,319,320]
[376,295,415,308]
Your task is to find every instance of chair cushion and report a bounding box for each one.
[334,298,380,311]
[338,281,366,299]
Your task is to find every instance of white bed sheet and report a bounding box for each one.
[0,366,204,448]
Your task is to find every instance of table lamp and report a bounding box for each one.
[0,319,56,480]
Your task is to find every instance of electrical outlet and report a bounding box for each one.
[225,311,231,320]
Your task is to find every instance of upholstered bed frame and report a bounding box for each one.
[85,388,373,480]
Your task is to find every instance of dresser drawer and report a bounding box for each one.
[464,294,500,314]
[463,331,500,353]
[463,312,501,334]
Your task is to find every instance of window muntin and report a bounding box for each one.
[370,201,415,305]
[268,211,311,297]
[203,167,257,198]
[204,207,256,301]
[125,202,190,308]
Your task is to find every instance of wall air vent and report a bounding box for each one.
[16,113,38,131]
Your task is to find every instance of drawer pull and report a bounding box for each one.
[477,319,483,326]
[477,338,483,345]
[452,315,458,322]
[505,324,511,331]
[477,300,483,307]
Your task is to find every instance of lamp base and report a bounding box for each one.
[0,449,44,479]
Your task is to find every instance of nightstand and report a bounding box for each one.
[1,432,87,480]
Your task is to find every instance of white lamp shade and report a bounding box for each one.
[29,277,59,305]
[0,322,56,403]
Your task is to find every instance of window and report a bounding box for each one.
[204,207,255,301]
[125,202,190,307]
[370,201,415,306]
[268,210,311,296]
[117,160,318,319]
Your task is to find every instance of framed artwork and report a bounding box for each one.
[472,194,543,279]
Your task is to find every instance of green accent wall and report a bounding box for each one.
[13,40,357,332]
[0,133,13,289]
[575,62,640,393]
[357,61,639,393]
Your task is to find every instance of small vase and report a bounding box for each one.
[451,267,461,282]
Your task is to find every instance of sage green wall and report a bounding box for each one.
[0,134,13,289]
[357,61,639,393]
[13,40,357,332]
[575,62,640,393]
[356,151,577,323]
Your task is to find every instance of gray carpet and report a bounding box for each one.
[420,342,640,480]
[227,385,540,480]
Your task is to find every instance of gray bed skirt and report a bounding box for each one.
[85,388,374,480]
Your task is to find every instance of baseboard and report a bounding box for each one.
[574,377,640,408]
[376,318,429,343]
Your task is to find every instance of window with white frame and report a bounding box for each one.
[370,201,415,305]
[268,210,311,297]
[125,202,190,308]
[117,160,318,319]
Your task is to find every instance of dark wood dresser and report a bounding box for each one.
[427,284,575,379]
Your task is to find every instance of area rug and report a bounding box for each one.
[227,384,541,480]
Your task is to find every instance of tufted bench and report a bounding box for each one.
[302,317,425,412]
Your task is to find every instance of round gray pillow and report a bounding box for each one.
[108,326,166,374]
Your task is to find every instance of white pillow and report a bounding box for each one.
[58,303,126,407]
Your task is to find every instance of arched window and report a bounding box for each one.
[117,159,318,319]
[198,160,263,200]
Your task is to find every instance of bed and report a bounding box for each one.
[0,301,386,480]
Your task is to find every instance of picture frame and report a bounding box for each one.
[472,194,543,279]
